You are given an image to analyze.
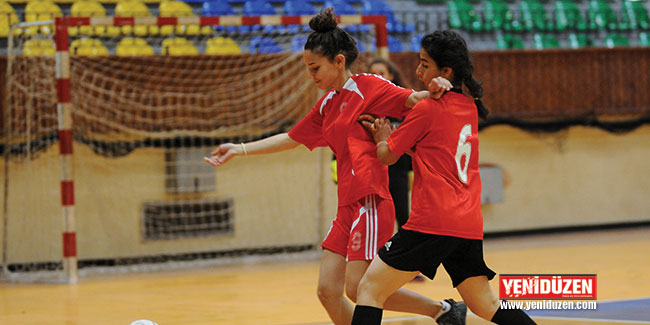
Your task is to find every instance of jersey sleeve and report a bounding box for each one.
[363,75,414,119]
[288,105,327,151]
[386,101,434,157]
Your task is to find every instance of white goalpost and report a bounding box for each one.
[2,14,389,283]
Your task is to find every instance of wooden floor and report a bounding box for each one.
[1,227,649,324]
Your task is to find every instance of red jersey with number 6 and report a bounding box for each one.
[386,91,483,240]
[289,74,413,206]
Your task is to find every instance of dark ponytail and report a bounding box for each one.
[304,8,359,69]
[421,30,489,119]
[464,75,489,120]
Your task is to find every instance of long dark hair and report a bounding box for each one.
[368,57,410,89]
[421,30,489,119]
[304,8,359,69]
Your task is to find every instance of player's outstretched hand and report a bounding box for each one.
[429,76,452,100]
[204,143,240,167]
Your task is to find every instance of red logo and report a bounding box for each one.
[499,274,597,300]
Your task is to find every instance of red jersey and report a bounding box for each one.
[386,91,483,240]
[289,74,413,205]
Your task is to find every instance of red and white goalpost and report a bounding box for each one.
[3,15,388,283]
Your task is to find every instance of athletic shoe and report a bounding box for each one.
[436,299,467,325]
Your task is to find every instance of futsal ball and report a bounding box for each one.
[129,320,158,325]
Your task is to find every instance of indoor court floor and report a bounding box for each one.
[1,227,649,324]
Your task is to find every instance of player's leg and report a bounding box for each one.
[444,239,535,324]
[345,260,441,318]
[317,249,353,325]
[455,275,499,319]
[351,256,419,324]
[318,206,356,325]
[349,197,458,322]
[455,276,535,324]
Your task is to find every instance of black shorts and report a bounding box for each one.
[378,229,496,287]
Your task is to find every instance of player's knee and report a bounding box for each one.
[354,275,380,304]
[317,282,342,303]
[466,295,499,320]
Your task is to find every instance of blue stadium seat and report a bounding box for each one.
[324,0,365,34]
[354,36,377,53]
[243,0,277,33]
[291,35,307,52]
[202,0,235,15]
[361,0,408,33]
[284,0,316,15]
[325,0,357,14]
[250,36,283,53]
[243,0,276,15]
[387,35,404,52]
[410,33,424,52]
[284,0,315,34]
[202,0,237,33]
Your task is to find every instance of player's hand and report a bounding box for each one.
[428,77,452,100]
[371,118,395,144]
[359,113,378,137]
[358,113,377,129]
[203,143,240,167]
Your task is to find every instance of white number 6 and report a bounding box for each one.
[455,124,472,183]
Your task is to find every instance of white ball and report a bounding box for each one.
[129,320,158,325]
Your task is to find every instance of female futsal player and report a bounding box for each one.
[351,30,537,325]
[204,9,466,325]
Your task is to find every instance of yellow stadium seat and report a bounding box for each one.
[25,0,62,35]
[70,0,115,37]
[116,37,154,56]
[159,0,211,36]
[0,2,20,38]
[115,0,159,36]
[70,38,108,56]
[205,37,242,55]
[23,39,55,56]
[39,39,56,55]
[23,39,41,56]
[161,37,198,56]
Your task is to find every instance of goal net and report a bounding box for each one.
[1,15,387,282]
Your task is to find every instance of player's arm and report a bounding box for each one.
[403,77,452,108]
[204,133,299,167]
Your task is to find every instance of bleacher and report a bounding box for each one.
[1,0,649,55]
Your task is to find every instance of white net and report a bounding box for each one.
[2,19,378,281]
